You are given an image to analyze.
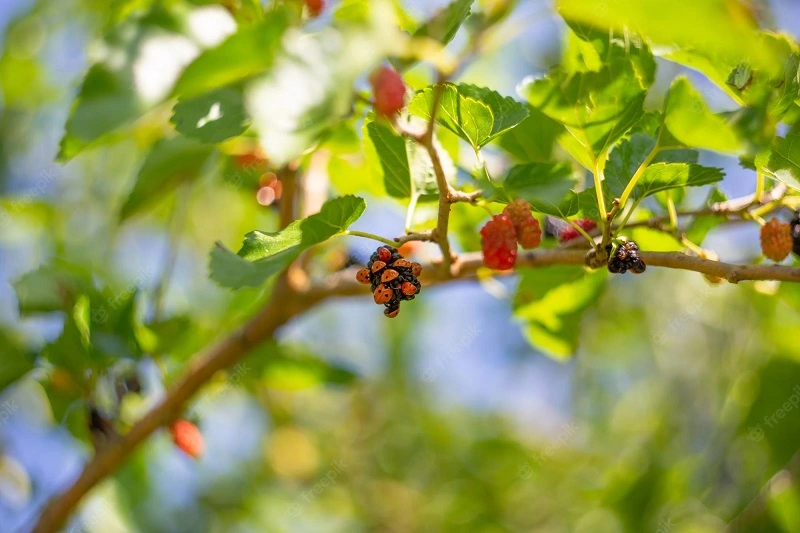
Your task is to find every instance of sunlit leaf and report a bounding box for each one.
[170,87,248,143]
[663,77,740,153]
[756,133,800,191]
[210,196,366,288]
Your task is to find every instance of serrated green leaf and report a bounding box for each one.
[170,87,248,143]
[364,115,453,199]
[514,266,607,359]
[493,106,564,163]
[497,163,577,206]
[756,133,800,191]
[412,0,473,46]
[663,77,741,153]
[210,196,366,288]
[409,83,529,151]
[527,190,582,219]
[634,163,724,199]
[120,136,214,220]
[519,60,645,161]
[171,11,288,98]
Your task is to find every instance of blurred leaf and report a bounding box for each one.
[493,106,564,163]
[408,83,529,152]
[514,266,607,359]
[171,11,288,98]
[756,133,800,191]
[0,331,33,393]
[210,196,366,288]
[12,264,89,315]
[170,87,248,143]
[634,163,724,199]
[496,163,577,206]
[663,77,740,153]
[685,187,727,245]
[519,60,646,161]
[120,136,214,220]
[411,0,473,46]
[263,356,357,390]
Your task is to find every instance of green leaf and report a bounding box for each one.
[411,0,473,46]
[493,106,564,163]
[364,115,453,199]
[634,163,724,199]
[519,60,646,161]
[527,190,582,219]
[210,196,366,288]
[0,331,33,393]
[756,133,800,191]
[514,266,607,359]
[170,87,248,143]
[497,163,577,206]
[663,77,740,153]
[120,136,214,220]
[408,83,529,152]
[171,11,288,98]
[12,263,90,315]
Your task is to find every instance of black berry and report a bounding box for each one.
[357,246,423,317]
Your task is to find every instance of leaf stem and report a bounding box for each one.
[666,193,678,230]
[592,159,608,230]
[616,145,660,214]
[755,171,764,203]
[342,230,398,247]
[566,218,596,246]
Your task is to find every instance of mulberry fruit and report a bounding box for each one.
[502,199,541,250]
[761,218,793,262]
[369,66,406,118]
[170,419,204,459]
[559,219,598,243]
[357,246,422,317]
[480,214,518,270]
[606,239,646,274]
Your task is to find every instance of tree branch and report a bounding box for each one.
[30,246,800,532]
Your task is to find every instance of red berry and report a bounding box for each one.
[761,218,793,262]
[502,199,541,250]
[369,67,406,118]
[356,268,371,284]
[559,219,597,243]
[170,419,203,459]
[305,0,324,17]
[480,214,517,270]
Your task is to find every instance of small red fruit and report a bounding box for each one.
[761,218,793,262]
[305,0,324,17]
[502,199,541,249]
[369,66,406,118]
[373,284,393,304]
[559,219,598,243]
[170,419,204,459]
[356,268,371,284]
[480,214,518,270]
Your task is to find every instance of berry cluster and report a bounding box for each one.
[559,219,598,243]
[356,246,422,318]
[480,200,542,270]
[606,239,646,274]
[761,217,793,262]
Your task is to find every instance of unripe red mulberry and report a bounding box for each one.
[369,67,406,118]
[480,214,517,270]
[502,199,541,250]
[761,218,792,262]
[170,419,204,459]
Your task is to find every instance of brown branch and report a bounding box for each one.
[394,231,435,245]
[30,246,800,532]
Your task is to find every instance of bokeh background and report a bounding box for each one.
[2,0,800,532]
